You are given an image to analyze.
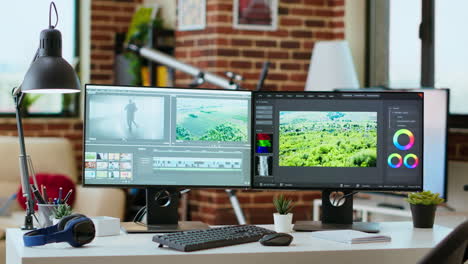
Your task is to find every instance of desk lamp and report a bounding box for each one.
[305,40,359,91]
[12,2,80,230]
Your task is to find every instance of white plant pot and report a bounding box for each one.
[273,213,293,233]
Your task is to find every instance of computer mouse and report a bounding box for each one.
[259,233,293,246]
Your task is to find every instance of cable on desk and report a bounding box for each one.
[33,213,39,224]
[334,191,359,206]
[332,192,339,205]
[133,205,147,223]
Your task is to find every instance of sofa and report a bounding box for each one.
[0,136,126,264]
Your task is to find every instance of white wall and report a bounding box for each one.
[345,0,367,87]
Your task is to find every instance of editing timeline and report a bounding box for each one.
[84,152,134,183]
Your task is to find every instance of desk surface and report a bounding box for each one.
[6,222,453,264]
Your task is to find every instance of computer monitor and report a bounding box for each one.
[83,84,252,231]
[252,91,424,232]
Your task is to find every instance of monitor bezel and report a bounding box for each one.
[82,84,253,189]
[250,90,424,192]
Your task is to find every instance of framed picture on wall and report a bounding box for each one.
[178,0,206,31]
[233,0,278,31]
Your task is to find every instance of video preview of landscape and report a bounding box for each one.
[279,111,377,167]
[176,98,248,142]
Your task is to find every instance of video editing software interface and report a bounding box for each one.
[83,85,251,187]
[252,92,423,190]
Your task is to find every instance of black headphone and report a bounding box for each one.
[24,214,95,247]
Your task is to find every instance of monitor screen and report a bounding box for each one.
[83,85,252,188]
[252,92,424,191]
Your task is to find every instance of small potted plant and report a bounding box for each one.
[52,204,73,225]
[405,190,444,228]
[273,194,295,233]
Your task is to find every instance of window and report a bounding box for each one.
[388,0,421,88]
[434,0,468,115]
[0,0,77,115]
[368,0,468,126]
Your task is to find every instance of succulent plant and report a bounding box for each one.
[405,190,445,206]
[273,194,295,215]
[52,204,73,220]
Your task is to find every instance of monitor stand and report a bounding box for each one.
[293,190,380,233]
[122,187,210,233]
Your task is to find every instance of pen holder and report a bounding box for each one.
[37,204,60,228]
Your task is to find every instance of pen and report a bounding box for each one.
[31,184,46,204]
[42,186,49,203]
[63,189,73,205]
[58,187,63,204]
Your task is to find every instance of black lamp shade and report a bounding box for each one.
[22,56,80,94]
[21,28,80,94]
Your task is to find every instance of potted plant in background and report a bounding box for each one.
[273,194,295,233]
[52,203,73,225]
[61,93,76,116]
[124,6,164,85]
[20,94,41,116]
[405,190,444,228]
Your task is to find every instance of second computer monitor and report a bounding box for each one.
[252,92,424,191]
[83,85,252,188]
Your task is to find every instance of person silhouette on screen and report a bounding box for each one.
[124,99,138,132]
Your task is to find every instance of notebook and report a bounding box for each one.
[310,230,391,244]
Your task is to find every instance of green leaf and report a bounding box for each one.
[405,190,445,205]
[273,194,295,215]
[53,204,73,219]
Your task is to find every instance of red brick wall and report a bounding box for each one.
[189,190,321,225]
[174,0,346,91]
[448,132,468,162]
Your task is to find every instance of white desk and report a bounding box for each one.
[6,222,453,264]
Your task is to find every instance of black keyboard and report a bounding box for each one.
[152,225,276,252]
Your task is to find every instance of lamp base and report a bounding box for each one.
[21,214,35,230]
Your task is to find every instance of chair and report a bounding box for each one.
[0,136,126,264]
[418,220,468,264]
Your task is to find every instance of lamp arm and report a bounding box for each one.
[8,44,41,231]
[127,44,240,90]
[13,91,35,230]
